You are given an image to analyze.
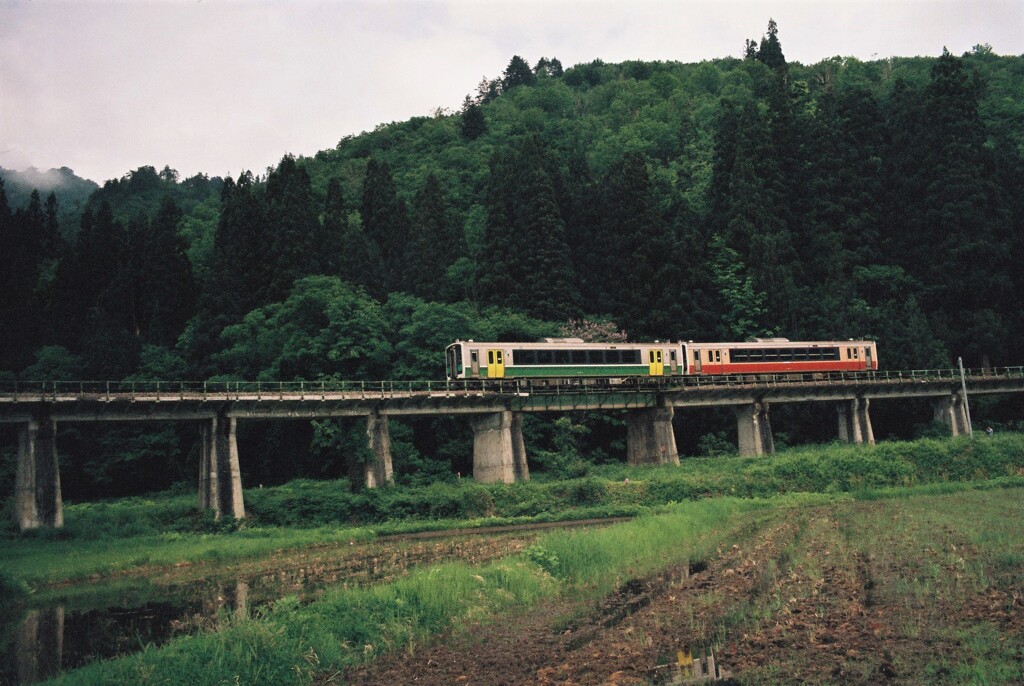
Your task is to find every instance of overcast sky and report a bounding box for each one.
[2,0,1022,184]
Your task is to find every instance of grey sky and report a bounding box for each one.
[2,0,1022,184]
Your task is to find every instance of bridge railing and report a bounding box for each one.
[1,367,1022,401]
[0,378,534,401]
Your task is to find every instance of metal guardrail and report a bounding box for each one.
[1,367,1022,402]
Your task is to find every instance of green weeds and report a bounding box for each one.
[46,498,758,685]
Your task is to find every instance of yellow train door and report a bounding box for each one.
[648,349,664,376]
[487,349,505,378]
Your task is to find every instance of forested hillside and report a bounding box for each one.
[2,24,1023,498]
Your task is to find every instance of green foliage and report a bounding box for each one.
[214,276,392,380]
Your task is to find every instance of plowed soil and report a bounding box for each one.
[340,496,1024,685]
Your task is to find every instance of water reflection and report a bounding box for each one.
[14,608,63,685]
[1,580,251,685]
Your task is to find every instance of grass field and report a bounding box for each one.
[3,434,1023,684]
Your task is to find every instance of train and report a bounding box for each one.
[444,337,878,382]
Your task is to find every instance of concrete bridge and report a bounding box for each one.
[4,367,1023,531]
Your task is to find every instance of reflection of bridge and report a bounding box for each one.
[4,368,1023,531]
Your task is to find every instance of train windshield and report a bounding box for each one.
[445,343,463,379]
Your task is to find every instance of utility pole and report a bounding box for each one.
[958,357,973,436]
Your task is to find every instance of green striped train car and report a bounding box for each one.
[445,338,686,381]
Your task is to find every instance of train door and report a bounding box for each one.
[487,349,505,378]
[648,349,664,376]
[865,346,873,371]
[694,349,702,373]
[669,349,678,375]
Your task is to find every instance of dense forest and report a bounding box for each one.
[2,24,1024,500]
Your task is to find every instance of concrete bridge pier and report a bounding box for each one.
[837,398,875,445]
[15,412,63,531]
[511,412,530,481]
[199,412,245,520]
[471,411,528,483]
[364,411,394,488]
[626,406,679,465]
[933,393,972,436]
[735,402,774,457]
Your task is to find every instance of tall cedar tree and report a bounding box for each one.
[406,173,464,299]
[459,96,487,141]
[478,137,580,320]
[324,177,381,289]
[265,156,321,301]
[501,55,536,92]
[360,159,410,297]
[562,150,600,301]
[142,196,196,345]
[594,152,679,338]
[715,100,796,329]
[476,149,521,304]
[918,50,1013,365]
[189,172,271,376]
[0,179,27,370]
[67,202,140,377]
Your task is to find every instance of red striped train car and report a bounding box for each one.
[686,338,877,375]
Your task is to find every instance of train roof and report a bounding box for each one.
[686,339,876,348]
[448,340,681,348]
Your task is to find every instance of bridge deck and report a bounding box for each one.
[1,368,1021,421]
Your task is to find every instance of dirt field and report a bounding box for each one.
[341,491,1024,685]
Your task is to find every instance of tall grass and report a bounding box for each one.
[44,497,776,685]
[7,434,1024,587]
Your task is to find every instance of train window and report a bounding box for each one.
[554,350,570,364]
[714,350,721,363]
[587,350,603,364]
[853,347,859,359]
[538,350,552,365]
[519,350,537,365]
[572,350,587,364]
[627,350,641,364]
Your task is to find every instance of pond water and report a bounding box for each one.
[3,573,302,684]
[0,533,535,684]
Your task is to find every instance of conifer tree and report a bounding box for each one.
[717,101,796,328]
[594,152,679,336]
[501,55,536,92]
[406,173,463,299]
[187,172,271,375]
[459,96,487,141]
[142,196,195,345]
[265,155,319,300]
[755,19,787,70]
[324,177,380,289]
[478,137,580,320]
[476,149,521,305]
[918,50,1013,364]
[360,159,410,296]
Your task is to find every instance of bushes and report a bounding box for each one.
[12,434,1024,542]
